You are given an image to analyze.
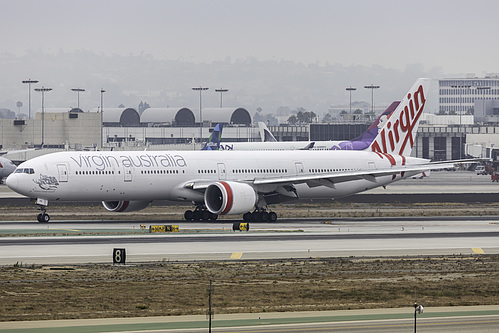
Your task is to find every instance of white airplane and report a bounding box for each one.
[6,78,451,223]
[0,156,17,184]
[213,103,399,151]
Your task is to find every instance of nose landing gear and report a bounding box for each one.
[35,198,50,223]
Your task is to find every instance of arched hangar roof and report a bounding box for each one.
[101,108,140,127]
[140,108,195,126]
[202,108,251,125]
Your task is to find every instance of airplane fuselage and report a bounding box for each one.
[8,150,422,203]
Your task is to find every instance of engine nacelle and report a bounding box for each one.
[102,200,151,212]
[204,181,257,215]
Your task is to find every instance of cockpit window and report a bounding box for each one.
[15,168,34,174]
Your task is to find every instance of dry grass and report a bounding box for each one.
[1,255,498,321]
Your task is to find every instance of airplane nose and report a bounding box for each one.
[5,174,17,190]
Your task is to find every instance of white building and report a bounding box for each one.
[439,76,499,115]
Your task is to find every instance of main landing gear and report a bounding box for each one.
[243,208,278,222]
[184,206,218,221]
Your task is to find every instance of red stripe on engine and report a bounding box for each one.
[118,201,129,212]
[220,182,233,215]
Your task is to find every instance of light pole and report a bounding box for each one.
[414,301,424,333]
[100,88,106,149]
[451,84,471,159]
[215,88,228,108]
[22,79,39,119]
[192,86,209,144]
[364,84,380,116]
[71,88,85,111]
[346,87,357,114]
[34,87,52,148]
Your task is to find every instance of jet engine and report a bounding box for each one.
[204,181,257,215]
[102,200,151,212]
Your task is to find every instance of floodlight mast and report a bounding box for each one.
[22,79,39,119]
[346,87,357,114]
[100,89,106,149]
[34,87,52,148]
[71,87,85,111]
[215,88,228,108]
[364,84,380,115]
[192,86,209,144]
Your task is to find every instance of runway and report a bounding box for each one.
[2,172,499,265]
[0,216,498,265]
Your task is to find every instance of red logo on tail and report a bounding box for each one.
[371,84,426,155]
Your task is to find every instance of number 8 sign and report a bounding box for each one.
[113,248,126,264]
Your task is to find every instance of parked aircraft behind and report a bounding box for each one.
[0,156,16,184]
[0,148,37,183]
[8,78,450,224]
[205,103,399,151]
[258,122,277,142]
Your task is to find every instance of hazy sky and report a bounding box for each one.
[2,0,499,74]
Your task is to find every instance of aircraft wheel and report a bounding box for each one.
[193,211,202,221]
[268,212,278,222]
[37,213,50,223]
[261,212,269,222]
[202,210,211,221]
[251,211,261,222]
[209,213,218,221]
[243,212,251,222]
[184,210,193,221]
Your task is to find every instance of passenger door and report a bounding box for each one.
[124,165,132,182]
[217,163,227,180]
[57,164,68,182]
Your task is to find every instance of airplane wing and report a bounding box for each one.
[183,161,458,193]
[253,163,454,187]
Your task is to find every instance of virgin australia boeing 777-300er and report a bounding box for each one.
[6,78,454,223]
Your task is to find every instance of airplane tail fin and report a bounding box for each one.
[369,78,431,156]
[201,124,223,150]
[258,122,277,142]
[331,101,400,151]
